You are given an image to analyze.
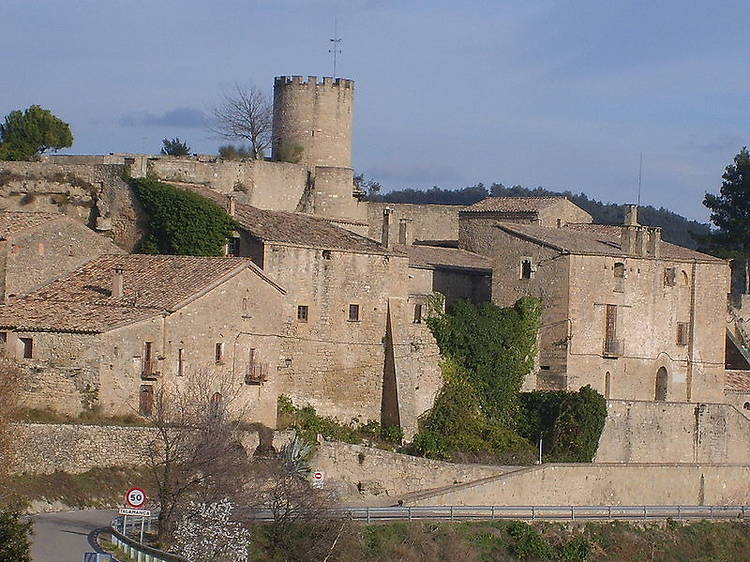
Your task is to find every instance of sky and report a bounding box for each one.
[2,0,749,222]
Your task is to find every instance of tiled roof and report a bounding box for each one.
[462,197,568,213]
[402,244,492,272]
[0,211,65,239]
[176,183,394,255]
[496,223,725,263]
[0,254,268,333]
[726,370,750,393]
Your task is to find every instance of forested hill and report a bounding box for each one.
[375,183,710,250]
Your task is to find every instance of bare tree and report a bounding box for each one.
[145,370,251,547]
[211,84,272,160]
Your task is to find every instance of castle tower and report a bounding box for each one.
[271,76,354,168]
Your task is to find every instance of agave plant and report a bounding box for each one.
[281,432,313,476]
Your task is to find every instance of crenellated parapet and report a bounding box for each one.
[274,75,355,89]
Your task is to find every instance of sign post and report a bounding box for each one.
[312,470,325,489]
[121,487,149,541]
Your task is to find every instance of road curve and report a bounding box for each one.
[32,509,116,562]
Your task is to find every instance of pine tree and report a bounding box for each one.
[703,147,750,292]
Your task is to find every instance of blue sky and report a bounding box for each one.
[2,0,749,221]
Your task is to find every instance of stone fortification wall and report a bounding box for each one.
[0,161,144,250]
[312,166,366,222]
[312,440,506,503]
[596,400,750,464]
[368,203,466,245]
[272,76,353,169]
[402,463,750,507]
[147,158,310,213]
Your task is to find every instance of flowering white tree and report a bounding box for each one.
[173,499,251,562]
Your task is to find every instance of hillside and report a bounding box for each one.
[375,183,710,250]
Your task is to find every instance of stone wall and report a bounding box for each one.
[0,161,144,250]
[402,463,750,507]
[368,202,466,245]
[596,400,750,464]
[2,217,123,299]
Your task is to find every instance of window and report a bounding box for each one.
[209,392,224,419]
[246,348,268,384]
[520,258,533,280]
[20,337,33,359]
[142,342,157,377]
[348,304,360,322]
[322,250,332,260]
[603,305,622,356]
[177,348,185,376]
[215,342,224,363]
[297,305,309,323]
[614,262,625,292]
[139,385,154,417]
[227,236,241,257]
[677,322,689,346]
[0,332,6,345]
[664,267,677,287]
[413,303,423,324]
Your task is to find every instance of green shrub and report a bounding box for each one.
[506,521,555,560]
[0,507,33,561]
[127,177,238,256]
[519,386,607,463]
[557,535,593,562]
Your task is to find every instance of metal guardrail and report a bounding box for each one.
[244,505,750,523]
[109,516,188,562]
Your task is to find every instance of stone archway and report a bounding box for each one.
[655,367,668,401]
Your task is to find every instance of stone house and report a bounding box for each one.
[460,205,729,402]
[0,211,123,301]
[0,254,285,425]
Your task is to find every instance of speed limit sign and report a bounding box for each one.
[125,487,148,509]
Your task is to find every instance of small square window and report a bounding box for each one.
[322,250,332,260]
[297,305,309,323]
[348,304,360,322]
[413,304,423,324]
[215,342,224,363]
[20,337,33,359]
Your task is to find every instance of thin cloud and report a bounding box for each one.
[119,107,208,128]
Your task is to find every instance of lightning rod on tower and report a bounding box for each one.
[329,17,342,78]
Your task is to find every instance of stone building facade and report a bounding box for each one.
[0,211,123,301]
[459,204,729,401]
[0,255,284,425]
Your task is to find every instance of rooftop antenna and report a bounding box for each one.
[637,151,643,207]
[329,17,342,78]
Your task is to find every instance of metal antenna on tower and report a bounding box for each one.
[637,152,643,207]
[329,17,342,78]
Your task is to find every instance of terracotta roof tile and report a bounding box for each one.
[0,254,259,332]
[462,197,568,213]
[0,211,65,239]
[176,184,394,254]
[497,223,725,263]
[726,370,750,393]
[402,244,492,272]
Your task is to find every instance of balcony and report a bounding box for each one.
[603,339,624,358]
[141,359,160,380]
[245,362,268,385]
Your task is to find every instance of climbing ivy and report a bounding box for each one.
[128,177,238,256]
[410,360,537,464]
[427,297,542,428]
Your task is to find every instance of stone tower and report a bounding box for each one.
[271,75,354,168]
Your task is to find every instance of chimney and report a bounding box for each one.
[112,266,124,298]
[625,205,639,226]
[381,208,393,248]
[648,227,662,258]
[227,195,236,217]
[398,218,411,245]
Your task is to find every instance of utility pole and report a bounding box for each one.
[329,17,342,78]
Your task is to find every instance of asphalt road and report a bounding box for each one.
[31,509,116,562]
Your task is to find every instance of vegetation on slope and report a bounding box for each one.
[249,519,750,562]
[372,183,710,250]
[127,177,238,255]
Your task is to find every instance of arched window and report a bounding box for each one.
[209,392,224,419]
[520,258,533,280]
[655,367,668,401]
